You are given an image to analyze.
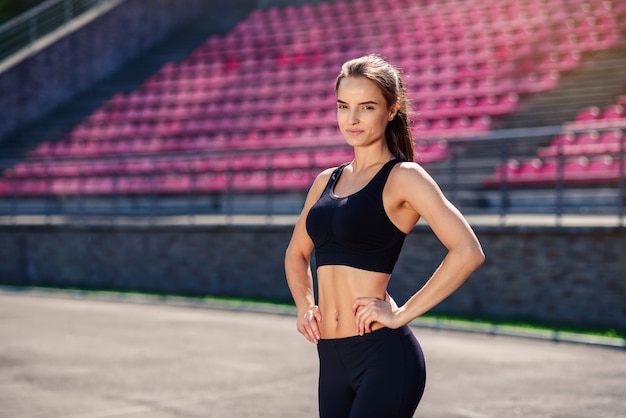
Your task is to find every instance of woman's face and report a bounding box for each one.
[336,76,395,150]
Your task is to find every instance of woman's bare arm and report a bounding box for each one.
[284,168,333,343]
[353,162,485,334]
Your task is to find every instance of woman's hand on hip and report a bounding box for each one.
[297,305,322,344]
[352,294,403,336]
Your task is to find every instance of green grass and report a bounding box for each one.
[416,313,626,340]
[3,285,625,341]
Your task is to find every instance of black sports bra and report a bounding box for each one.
[305,158,407,274]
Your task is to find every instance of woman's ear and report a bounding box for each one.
[388,104,400,121]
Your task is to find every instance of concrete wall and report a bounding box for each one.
[0,0,255,142]
[1,223,625,331]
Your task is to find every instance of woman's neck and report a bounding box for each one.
[350,147,395,172]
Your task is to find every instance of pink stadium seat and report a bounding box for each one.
[571,31,607,51]
[449,116,471,131]
[485,159,520,186]
[537,159,559,183]
[515,158,544,183]
[576,130,601,154]
[415,141,449,163]
[270,169,310,192]
[83,177,114,195]
[53,161,82,176]
[598,129,624,153]
[496,92,519,113]
[538,51,581,72]
[115,176,144,194]
[429,118,450,132]
[9,162,31,177]
[232,171,268,192]
[51,177,81,195]
[16,179,48,196]
[586,156,617,182]
[475,77,508,95]
[474,95,499,115]
[231,154,270,171]
[575,106,601,122]
[601,104,625,120]
[468,115,491,132]
[194,172,228,193]
[313,148,353,167]
[538,133,576,157]
[517,71,560,93]
[563,157,590,182]
[272,151,310,170]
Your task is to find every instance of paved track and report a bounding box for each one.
[1,293,625,418]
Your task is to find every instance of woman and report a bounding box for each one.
[284,54,485,418]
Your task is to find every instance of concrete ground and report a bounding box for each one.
[1,292,625,418]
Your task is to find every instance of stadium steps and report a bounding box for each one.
[441,44,626,179]
[422,44,626,211]
[504,46,626,129]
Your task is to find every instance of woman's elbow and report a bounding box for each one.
[454,242,484,271]
[468,244,485,269]
[284,246,309,267]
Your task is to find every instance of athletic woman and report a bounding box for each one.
[284,54,485,418]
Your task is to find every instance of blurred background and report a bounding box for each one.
[0,0,625,335]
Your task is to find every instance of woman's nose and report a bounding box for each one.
[347,109,359,124]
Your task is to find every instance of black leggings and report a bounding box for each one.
[316,326,426,418]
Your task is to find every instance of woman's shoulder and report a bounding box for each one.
[315,165,338,182]
[392,160,429,177]
[307,165,341,195]
[318,165,339,178]
[390,160,439,188]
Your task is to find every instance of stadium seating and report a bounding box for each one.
[485,92,626,187]
[1,0,624,197]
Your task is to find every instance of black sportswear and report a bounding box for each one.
[305,158,406,274]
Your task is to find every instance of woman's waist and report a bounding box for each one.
[316,266,390,339]
[318,294,387,339]
[318,317,385,340]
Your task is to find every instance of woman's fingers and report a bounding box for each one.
[353,297,384,335]
[352,297,377,314]
[297,306,321,344]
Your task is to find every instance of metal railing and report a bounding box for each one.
[0,0,115,62]
[0,124,624,227]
